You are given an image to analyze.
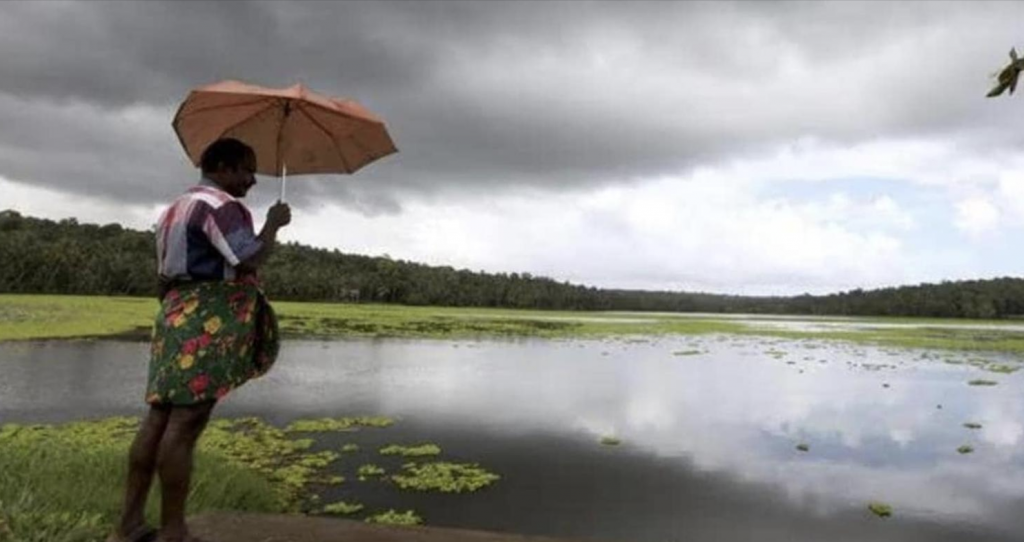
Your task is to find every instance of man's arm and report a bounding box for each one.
[237,201,291,274]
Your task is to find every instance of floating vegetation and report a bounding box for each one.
[986,364,1020,374]
[322,475,345,486]
[765,349,787,358]
[868,502,893,518]
[672,350,702,356]
[285,416,394,433]
[357,464,387,481]
[967,379,998,386]
[341,443,360,453]
[391,462,500,493]
[379,443,442,457]
[320,501,364,515]
[796,443,810,452]
[365,509,423,526]
[963,422,983,430]
[195,418,346,508]
[860,363,891,371]
[600,436,621,446]
[957,445,975,454]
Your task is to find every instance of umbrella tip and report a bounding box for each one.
[287,82,309,100]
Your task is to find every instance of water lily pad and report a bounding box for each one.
[285,416,394,433]
[321,501,363,515]
[391,462,500,493]
[868,502,892,518]
[796,443,810,452]
[357,464,386,481]
[365,509,422,526]
[963,423,983,430]
[379,443,441,457]
[957,445,974,454]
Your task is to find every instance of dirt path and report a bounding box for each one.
[189,512,591,542]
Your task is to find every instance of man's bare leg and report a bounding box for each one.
[113,404,171,540]
[154,400,215,542]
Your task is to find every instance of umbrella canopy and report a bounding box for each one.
[173,80,397,179]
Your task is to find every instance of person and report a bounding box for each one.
[108,138,291,542]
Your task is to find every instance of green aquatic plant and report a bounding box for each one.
[379,443,442,457]
[868,502,893,518]
[967,379,998,386]
[391,462,500,493]
[285,416,395,433]
[341,443,360,453]
[963,422,983,430]
[796,443,810,452]
[196,418,340,508]
[322,475,345,486]
[600,436,622,446]
[957,445,975,454]
[365,509,423,526]
[672,350,702,356]
[357,464,387,481]
[321,501,364,515]
[986,364,1019,374]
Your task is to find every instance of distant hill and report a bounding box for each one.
[1,208,1022,318]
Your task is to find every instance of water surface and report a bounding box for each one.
[1,335,1022,541]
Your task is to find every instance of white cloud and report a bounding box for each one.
[954,197,1000,237]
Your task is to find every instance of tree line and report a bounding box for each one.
[1,209,1021,319]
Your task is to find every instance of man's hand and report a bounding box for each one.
[238,202,291,273]
[267,201,292,229]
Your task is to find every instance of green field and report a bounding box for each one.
[3,294,1024,354]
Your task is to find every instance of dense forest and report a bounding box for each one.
[2,209,1023,319]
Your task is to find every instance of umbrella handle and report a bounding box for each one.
[280,164,287,202]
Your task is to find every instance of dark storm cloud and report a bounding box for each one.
[1,1,1023,211]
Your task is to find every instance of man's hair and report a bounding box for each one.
[200,138,256,174]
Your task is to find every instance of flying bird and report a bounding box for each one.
[986,47,1024,97]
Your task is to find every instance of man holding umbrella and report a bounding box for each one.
[108,81,395,542]
[110,138,290,542]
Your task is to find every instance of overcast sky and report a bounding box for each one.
[4,1,1024,295]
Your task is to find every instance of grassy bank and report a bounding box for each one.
[0,415,505,542]
[3,294,1024,354]
[0,418,308,542]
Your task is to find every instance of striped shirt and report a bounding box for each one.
[155,178,262,283]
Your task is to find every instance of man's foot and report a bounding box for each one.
[105,524,158,542]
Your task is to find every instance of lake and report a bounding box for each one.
[1,334,1022,542]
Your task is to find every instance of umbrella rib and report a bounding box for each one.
[299,101,395,166]
[295,102,354,172]
[172,98,280,166]
[211,99,282,152]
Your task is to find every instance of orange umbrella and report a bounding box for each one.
[172,79,397,199]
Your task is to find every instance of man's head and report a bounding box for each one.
[200,138,257,198]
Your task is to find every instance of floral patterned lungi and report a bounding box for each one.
[145,279,279,406]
